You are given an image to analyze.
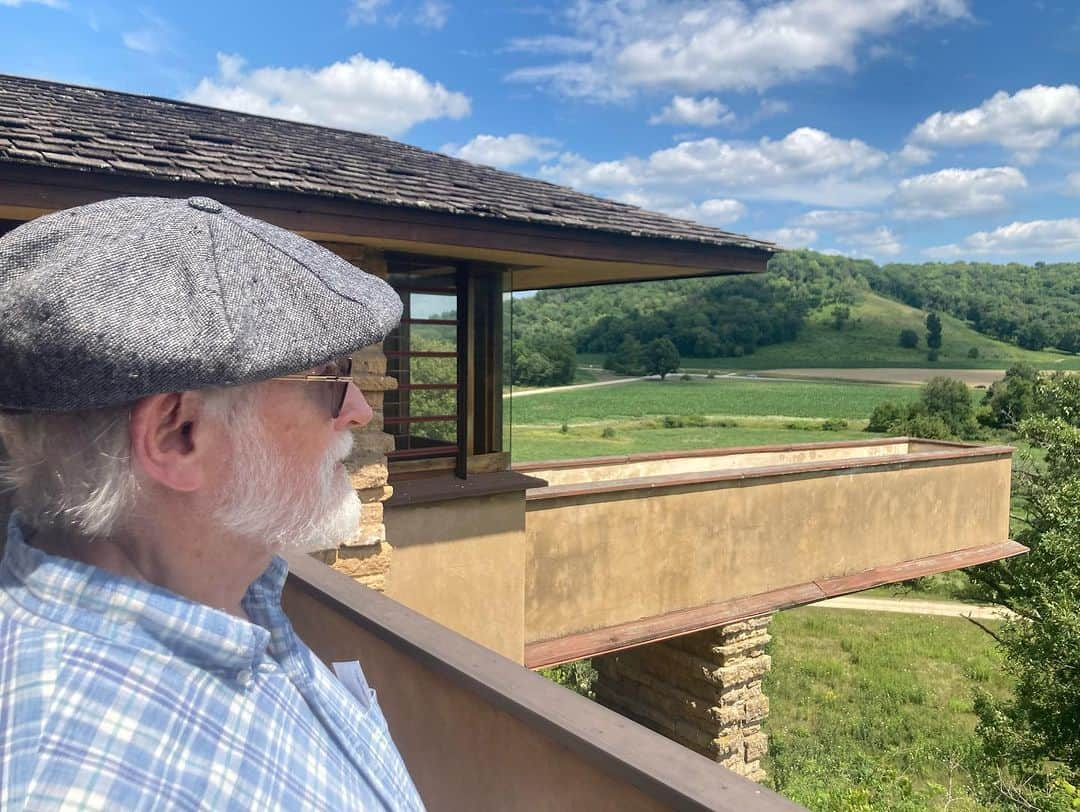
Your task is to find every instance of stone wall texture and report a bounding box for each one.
[315,242,397,592]
[593,614,773,782]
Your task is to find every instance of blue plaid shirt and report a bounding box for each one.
[0,513,425,811]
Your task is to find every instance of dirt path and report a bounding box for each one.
[808,595,1015,620]
[508,375,647,398]
[757,368,1006,387]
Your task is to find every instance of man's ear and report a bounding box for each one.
[129,391,219,492]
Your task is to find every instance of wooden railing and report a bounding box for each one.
[282,553,805,812]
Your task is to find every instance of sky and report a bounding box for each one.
[2,0,1080,264]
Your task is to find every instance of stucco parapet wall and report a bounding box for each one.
[523,442,1016,504]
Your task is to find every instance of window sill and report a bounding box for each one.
[385,470,547,508]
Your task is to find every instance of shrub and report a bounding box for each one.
[821,418,849,431]
[559,422,569,434]
[600,427,616,439]
[927,349,940,362]
[867,401,906,433]
[967,346,980,359]
[899,328,919,349]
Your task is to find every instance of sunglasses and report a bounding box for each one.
[272,355,353,418]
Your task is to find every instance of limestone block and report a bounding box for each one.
[360,500,383,525]
[353,373,398,392]
[348,467,388,491]
[332,541,392,591]
[352,347,388,375]
[356,485,393,503]
[744,731,769,762]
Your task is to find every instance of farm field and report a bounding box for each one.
[765,607,1008,811]
[509,377,920,426]
[577,291,1080,371]
[510,421,873,463]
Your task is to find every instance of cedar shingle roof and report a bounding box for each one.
[0,74,775,253]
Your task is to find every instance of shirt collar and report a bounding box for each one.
[2,512,290,680]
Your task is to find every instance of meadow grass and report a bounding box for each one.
[509,377,920,426]
[579,291,1080,370]
[510,421,872,463]
[765,608,1009,811]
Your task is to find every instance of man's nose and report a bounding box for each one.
[334,383,373,430]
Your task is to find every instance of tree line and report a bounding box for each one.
[868,260,1080,354]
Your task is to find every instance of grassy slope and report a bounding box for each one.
[509,377,920,425]
[765,608,1008,811]
[582,291,1080,370]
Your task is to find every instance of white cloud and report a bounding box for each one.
[761,226,818,247]
[185,52,470,137]
[348,0,389,25]
[538,126,892,207]
[893,143,933,166]
[1065,172,1080,196]
[891,166,1027,220]
[508,0,969,100]
[122,29,160,54]
[0,0,65,6]
[841,226,902,257]
[503,35,595,55]
[442,133,559,168]
[928,218,1080,258]
[649,96,734,127]
[791,209,876,231]
[910,84,1080,162]
[662,198,746,226]
[415,0,448,28]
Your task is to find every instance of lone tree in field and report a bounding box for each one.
[899,328,919,349]
[925,312,942,354]
[644,337,680,380]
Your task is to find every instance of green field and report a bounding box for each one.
[511,421,873,463]
[581,291,1080,370]
[509,377,920,426]
[765,608,1008,811]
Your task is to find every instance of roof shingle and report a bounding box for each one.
[0,74,776,253]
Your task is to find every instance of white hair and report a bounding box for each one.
[210,401,360,551]
[0,388,245,539]
[0,385,360,552]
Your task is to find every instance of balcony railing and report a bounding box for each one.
[282,552,804,811]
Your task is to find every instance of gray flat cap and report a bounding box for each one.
[0,196,402,412]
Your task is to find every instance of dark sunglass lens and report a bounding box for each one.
[333,356,352,418]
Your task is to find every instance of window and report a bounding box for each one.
[384,255,507,478]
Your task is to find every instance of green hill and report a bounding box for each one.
[661,291,1080,370]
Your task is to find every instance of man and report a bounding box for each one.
[0,196,425,810]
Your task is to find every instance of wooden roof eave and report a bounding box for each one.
[0,162,776,289]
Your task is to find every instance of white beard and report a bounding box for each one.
[211,413,361,553]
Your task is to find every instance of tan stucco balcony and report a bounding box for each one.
[518,438,1023,668]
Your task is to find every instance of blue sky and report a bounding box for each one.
[3,0,1080,264]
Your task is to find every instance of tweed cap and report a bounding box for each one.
[0,196,402,412]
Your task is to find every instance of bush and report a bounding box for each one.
[866,377,980,439]
[559,422,569,434]
[821,418,849,431]
[967,346,979,359]
[898,328,919,349]
[868,401,906,433]
[600,427,616,439]
[983,363,1040,428]
[927,349,939,362]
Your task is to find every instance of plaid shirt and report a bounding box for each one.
[0,514,425,811]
